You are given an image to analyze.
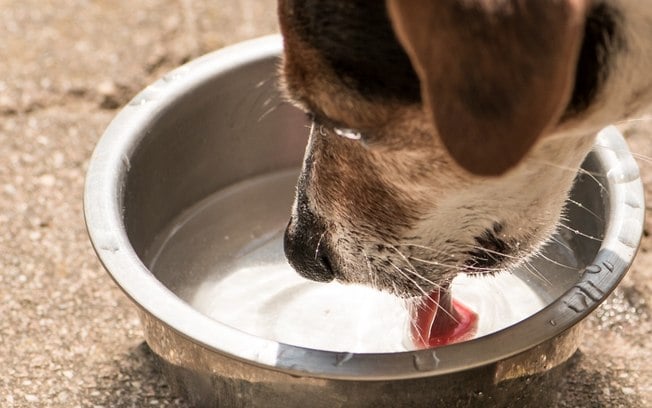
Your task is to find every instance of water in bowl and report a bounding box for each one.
[147,169,580,353]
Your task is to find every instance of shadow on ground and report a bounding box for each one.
[557,351,643,407]
[90,344,643,407]
[89,342,190,408]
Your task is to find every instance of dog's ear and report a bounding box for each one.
[387,0,587,175]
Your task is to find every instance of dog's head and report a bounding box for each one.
[279,0,651,297]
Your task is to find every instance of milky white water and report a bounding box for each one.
[191,257,544,352]
[147,169,568,353]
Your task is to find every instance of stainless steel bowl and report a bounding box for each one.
[84,35,644,407]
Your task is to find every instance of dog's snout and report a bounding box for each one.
[284,214,335,283]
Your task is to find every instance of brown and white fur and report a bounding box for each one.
[279,0,652,298]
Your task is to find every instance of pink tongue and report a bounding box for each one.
[411,289,478,348]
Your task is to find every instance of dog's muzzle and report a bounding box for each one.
[283,209,336,283]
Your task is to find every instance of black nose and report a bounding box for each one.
[284,214,335,283]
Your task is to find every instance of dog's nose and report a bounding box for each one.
[284,215,335,283]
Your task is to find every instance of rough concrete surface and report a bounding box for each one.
[0,1,649,407]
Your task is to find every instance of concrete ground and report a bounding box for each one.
[0,1,649,407]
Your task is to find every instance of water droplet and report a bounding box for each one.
[121,154,131,172]
[412,350,440,371]
[584,264,601,274]
[625,190,642,209]
[333,127,362,140]
[100,243,119,253]
[287,365,302,378]
[128,96,149,106]
[618,218,641,249]
[607,166,639,185]
[334,352,353,367]
[162,73,180,83]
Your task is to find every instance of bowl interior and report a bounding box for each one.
[119,51,609,353]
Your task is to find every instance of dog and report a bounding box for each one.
[278,0,652,301]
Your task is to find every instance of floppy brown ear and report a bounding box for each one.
[387,0,588,175]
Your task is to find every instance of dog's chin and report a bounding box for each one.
[329,230,544,300]
[335,246,534,299]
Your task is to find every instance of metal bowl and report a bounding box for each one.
[84,35,644,407]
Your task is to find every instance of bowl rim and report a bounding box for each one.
[84,35,645,380]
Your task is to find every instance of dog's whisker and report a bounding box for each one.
[549,235,573,253]
[530,158,579,172]
[593,143,652,165]
[396,243,460,262]
[385,244,446,290]
[629,151,652,164]
[390,281,399,301]
[386,261,430,300]
[256,102,283,122]
[408,256,504,274]
[558,214,573,225]
[532,159,608,193]
[460,263,505,273]
[307,120,316,136]
[397,242,446,253]
[359,240,466,276]
[566,198,604,222]
[388,261,460,324]
[577,168,608,194]
[314,231,327,260]
[360,249,379,290]
[401,242,515,269]
[523,260,553,286]
[414,244,510,271]
[407,256,465,271]
[557,223,603,242]
[531,159,597,177]
[253,75,275,89]
[385,258,427,293]
[612,116,652,126]
[532,250,577,271]
[385,244,419,269]
[399,260,446,291]
[465,244,518,261]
